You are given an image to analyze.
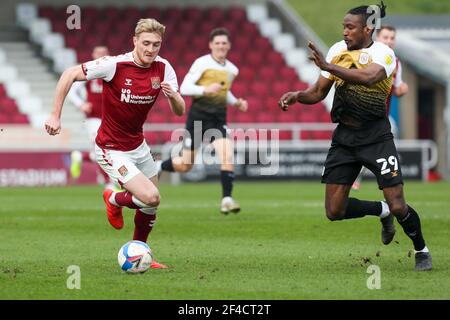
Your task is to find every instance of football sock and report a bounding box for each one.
[221,170,234,198]
[161,159,175,172]
[397,205,426,251]
[133,209,156,243]
[343,198,382,219]
[112,191,146,209]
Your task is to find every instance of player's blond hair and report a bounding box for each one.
[135,18,166,38]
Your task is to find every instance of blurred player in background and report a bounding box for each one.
[157,27,248,214]
[67,45,115,189]
[45,18,185,269]
[278,2,431,271]
[352,24,409,190]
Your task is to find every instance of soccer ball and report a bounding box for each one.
[117,240,153,273]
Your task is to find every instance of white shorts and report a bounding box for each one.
[95,140,157,185]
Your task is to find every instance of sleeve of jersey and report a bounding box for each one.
[82,57,117,82]
[372,46,396,78]
[226,91,238,106]
[180,59,205,96]
[163,61,179,92]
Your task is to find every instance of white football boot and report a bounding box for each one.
[220,196,241,214]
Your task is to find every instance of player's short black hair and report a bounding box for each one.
[347,1,387,27]
[209,27,230,42]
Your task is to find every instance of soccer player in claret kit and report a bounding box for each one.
[278,2,432,271]
[157,27,248,214]
[45,19,185,269]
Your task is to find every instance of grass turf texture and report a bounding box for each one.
[286,0,450,46]
[1,181,449,299]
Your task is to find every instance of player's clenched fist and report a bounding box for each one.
[44,114,61,136]
[160,82,176,98]
[235,98,248,112]
[278,92,298,111]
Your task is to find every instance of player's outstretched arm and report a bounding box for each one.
[308,42,388,86]
[161,82,185,116]
[278,76,333,112]
[45,65,87,135]
[234,98,248,112]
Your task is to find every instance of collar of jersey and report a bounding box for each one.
[129,52,152,68]
[210,54,226,67]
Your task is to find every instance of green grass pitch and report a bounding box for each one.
[0,181,449,299]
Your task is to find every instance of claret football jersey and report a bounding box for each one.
[82,52,178,151]
[85,79,103,119]
[321,40,396,124]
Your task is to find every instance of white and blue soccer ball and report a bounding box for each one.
[117,240,153,273]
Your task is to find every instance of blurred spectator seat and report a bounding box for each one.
[16,3,38,29]
[42,33,65,58]
[0,65,18,82]
[52,48,77,74]
[29,18,51,44]
[5,80,30,100]
[17,96,42,115]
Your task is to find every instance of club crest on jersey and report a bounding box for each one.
[118,165,129,177]
[125,78,133,86]
[151,77,161,89]
[359,52,370,65]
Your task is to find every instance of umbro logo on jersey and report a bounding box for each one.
[151,77,160,89]
[125,78,133,86]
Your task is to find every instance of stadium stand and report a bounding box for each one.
[10,2,334,146]
[0,81,30,124]
[0,48,31,124]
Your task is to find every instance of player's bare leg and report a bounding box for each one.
[172,148,196,172]
[324,184,352,220]
[116,173,167,269]
[213,138,240,214]
[383,184,431,271]
[325,183,392,241]
[103,172,159,230]
[122,173,160,208]
[157,148,196,176]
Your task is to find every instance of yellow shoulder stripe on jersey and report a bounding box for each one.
[385,55,393,66]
